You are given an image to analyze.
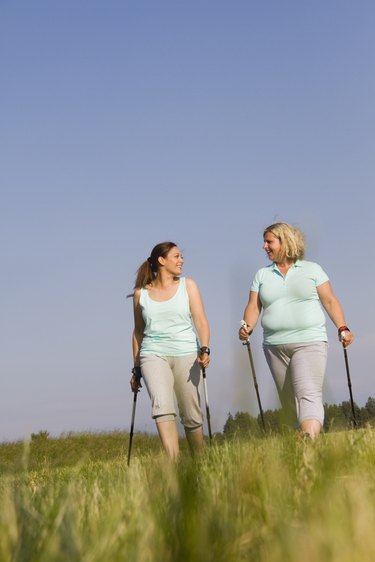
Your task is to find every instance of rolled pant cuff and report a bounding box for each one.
[155,414,176,423]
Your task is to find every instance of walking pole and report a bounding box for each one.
[127,390,138,466]
[202,367,213,443]
[241,321,266,431]
[127,367,142,466]
[342,340,357,428]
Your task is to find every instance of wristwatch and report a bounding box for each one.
[199,346,210,356]
[132,366,142,378]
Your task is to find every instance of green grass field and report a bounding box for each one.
[1,429,375,562]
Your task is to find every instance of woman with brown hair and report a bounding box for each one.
[130,241,210,459]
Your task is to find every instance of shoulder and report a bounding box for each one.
[184,277,201,299]
[253,264,273,279]
[184,277,199,291]
[259,263,274,272]
[298,260,327,273]
[297,259,319,267]
[297,260,329,283]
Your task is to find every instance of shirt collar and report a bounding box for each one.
[271,259,302,272]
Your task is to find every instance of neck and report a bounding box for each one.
[152,272,178,288]
[276,259,294,268]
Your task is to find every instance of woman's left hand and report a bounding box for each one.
[197,353,210,368]
[340,330,354,347]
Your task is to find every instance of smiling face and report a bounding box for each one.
[159,246,184,276]
[263,232,283,263]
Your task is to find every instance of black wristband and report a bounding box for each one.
[338,326,350,335]
[199,346,210,356]
[132,366,142,378]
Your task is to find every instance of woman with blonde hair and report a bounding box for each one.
[239,222,354,438]
[130,241,210,458]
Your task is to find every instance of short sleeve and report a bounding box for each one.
[314,263,330,287]
[250,268,263,293]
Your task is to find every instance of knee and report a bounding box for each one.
[181,409,203,430]
[184,423,203,433]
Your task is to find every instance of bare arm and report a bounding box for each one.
[130,289,145,390]
[317,281,354,346]
[239,290,262,340]
[186,278,210,367]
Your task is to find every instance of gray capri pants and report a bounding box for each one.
[263,342,328,426]
[140,353,203,431]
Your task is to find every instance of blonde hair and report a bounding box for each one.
[263,222,305,261]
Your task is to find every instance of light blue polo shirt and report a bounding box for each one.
[251,260,329,345]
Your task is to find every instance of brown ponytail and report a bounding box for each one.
[133,241,177,290]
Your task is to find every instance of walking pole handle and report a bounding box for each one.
[240,320,251,340]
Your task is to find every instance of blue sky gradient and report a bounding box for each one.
[1,1,374,441]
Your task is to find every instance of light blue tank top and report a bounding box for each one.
[139,277,198,356]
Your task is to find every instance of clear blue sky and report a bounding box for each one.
[1,1,374,441]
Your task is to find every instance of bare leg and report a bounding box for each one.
[156,420,180,460]
[300,419,321,439]
[185,426,205,455]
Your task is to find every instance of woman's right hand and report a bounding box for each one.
[239,321,252,341]
[130,367,142,393]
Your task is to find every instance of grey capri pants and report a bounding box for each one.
[263,342,328,426]
[140,353,203,431]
